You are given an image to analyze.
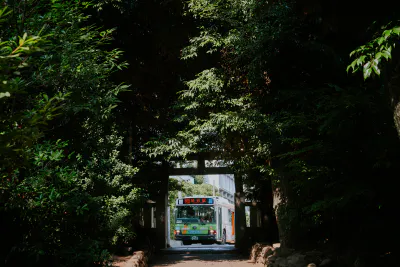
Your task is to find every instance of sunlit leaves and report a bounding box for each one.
[0,91,10,98]
[1,1,138,265]
[181,30,225,59]
[347,24,400,80]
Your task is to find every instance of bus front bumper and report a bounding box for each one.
[175,235,216,241]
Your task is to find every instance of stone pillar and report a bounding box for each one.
[154,162,169,250]
[250,205,258,228]
[155,193,167,249]
[143,203,152,229]
[234,173,246,249]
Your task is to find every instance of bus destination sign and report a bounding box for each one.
[183,198,214,205]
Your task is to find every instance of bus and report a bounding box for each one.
[173,196,235,245]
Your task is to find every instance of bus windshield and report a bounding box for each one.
[176,206,216,224]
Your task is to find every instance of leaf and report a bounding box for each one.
[18,37,24,46]
[0,92,11,98]
[381,50,391,60]
[356,55,366,66]
[383,29,392,38]
[393,27,400,35]
[377,37,385,45]
[49,188,55,200]
[372,64,381,75]
[363,66,372,80]
[347,59,357,73]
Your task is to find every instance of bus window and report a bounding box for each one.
[176,206,216,224]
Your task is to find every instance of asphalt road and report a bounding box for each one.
[164,243,238,254]
[150,242,253,267]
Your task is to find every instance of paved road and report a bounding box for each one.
[151,244,254,267]
[150,253,254,267]
[165,243,238,253]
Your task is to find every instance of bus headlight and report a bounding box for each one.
[174,230,180,235]
[209,230,216,235]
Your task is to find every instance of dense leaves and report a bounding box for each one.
[2,0,400,266]
[146,0,399,265]
[348,24,400,79]
[1,1,140,266]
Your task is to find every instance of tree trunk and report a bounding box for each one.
[270,159,298,249]
[234,173,246,250]
[272,176,288,247]
[263,180,280,243]
[388,61,400,138]
[254,169,279,243]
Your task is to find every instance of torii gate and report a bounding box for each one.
[147,152,247,250]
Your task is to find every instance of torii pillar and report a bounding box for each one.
[154,162,169,250]
[234,173,246,250]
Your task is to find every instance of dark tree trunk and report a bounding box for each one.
[234,173,246,250]
[270,159,299,249]
[388,61,400,139]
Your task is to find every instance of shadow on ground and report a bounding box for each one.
[149,253,253,267]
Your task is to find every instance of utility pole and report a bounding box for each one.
[213,179,215,196]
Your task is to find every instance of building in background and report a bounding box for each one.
[204,174,235,204]
[170,173,235,204]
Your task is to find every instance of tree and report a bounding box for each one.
[348,23,400,140]
[193,175,204,184]
[146,0,399,265]
[1,1,141,266]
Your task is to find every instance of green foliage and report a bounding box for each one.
[0,4,66,169]
[1,0,399,265]
[194,175,204,184]
[147,0,399,264]
[0,1,139,266]
[347,24,400,79]
[1,141,112,266]
[79,133,139,247]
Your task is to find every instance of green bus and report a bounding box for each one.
[174,196,235,245]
